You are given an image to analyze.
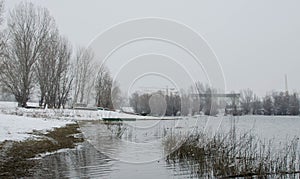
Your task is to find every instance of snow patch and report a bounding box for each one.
[0,113,73,142]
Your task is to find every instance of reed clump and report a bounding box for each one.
[163,123,300,178]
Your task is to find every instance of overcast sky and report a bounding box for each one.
[4,0,300,97]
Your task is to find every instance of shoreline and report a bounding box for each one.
[0,102,300,177]
[0,123,84,178]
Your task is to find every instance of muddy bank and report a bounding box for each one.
[0,123,83,178]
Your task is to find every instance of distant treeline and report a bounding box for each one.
[238,90,299,116]
[129,85,300,116]
[129,91,181,116]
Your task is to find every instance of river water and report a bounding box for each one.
[32,116,300,178]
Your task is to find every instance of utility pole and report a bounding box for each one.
[285,74,289,94]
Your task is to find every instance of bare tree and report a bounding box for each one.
[288,92,299,115]
[72,47,95,106]
[34,21,73,109]
[180,89,191,116]
[50,37,73,108]
[272,92,289,115]
[129,90,181,116]
[240,89,254,114]
[0,1,6,87]
[0,0,5,58]
[194,81,205,112]
[203,87,219,116]
[35,30,58,108]
[252,95,262,115]
[129,92,139,113]
[263,95,273,115]
[95,66,113,109]
[111,81,123,110]
[55,40,73,109]
[138,93,151,115]
[0,2,55,107]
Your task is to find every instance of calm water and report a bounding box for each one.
[33,116,300,178]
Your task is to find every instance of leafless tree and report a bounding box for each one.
[240,89,254,114]
[35,30,58,108]
[129,92,139,113]
[111,81,124,110]
[0,2,55,107]
[203,87,219,116]
[165,91,181,116]
[194,81,205,112]
[72,47,95,106]
[138,93,151,115]
[263,95,273,115]
[252,95,262,115]
[288,92,299,115]
[180,89,191,116]
[0,1,6,86]
[36,34,73,109]
[0,0,5,58]
[95,66,113,109]
[55,40,73,108]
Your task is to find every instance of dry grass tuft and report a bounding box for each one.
[163,121,300,178]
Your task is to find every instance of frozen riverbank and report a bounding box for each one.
[0,113,74,142]
[0,101,159,142]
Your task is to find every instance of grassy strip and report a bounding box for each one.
[164,125,300,178]
[0,123,83,178]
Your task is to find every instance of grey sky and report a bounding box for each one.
[4,0,300,96]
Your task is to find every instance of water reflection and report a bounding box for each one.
[33,141,194,179]
[32,119,200,178]
[33,142,113,178]
[78,119,203,163]
[32,116,300,178]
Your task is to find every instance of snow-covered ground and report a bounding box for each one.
[4,100,299,144]
[0,101,159,120]
[0,101,72,142]
[0,113,74,142]
[0,101,161,142]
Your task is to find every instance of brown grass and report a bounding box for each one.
[163,122,300,178]
[0,123,83,178]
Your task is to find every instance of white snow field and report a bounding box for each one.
[0,101,158,121]
[0,113,74,142]
[0,101,160,142]
[1,101,299,144]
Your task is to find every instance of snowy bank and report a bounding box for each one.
[0,101,152,142]
[0,101,177,142]
[0,101,162,121]
[0,113,74,142]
